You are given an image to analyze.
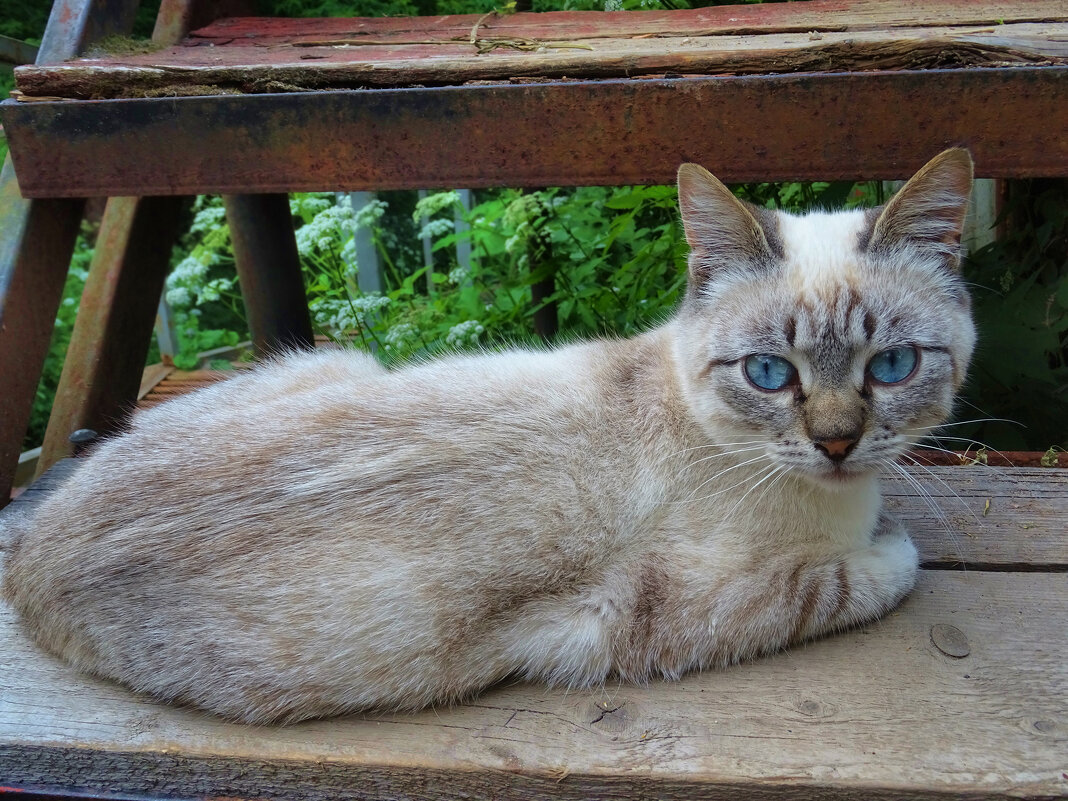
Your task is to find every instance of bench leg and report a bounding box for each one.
[36,196,191,475]
[0,159,85,505]
[224,194,315,356]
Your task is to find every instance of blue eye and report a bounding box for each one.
[743,354,797,391]
[868,346,918,384]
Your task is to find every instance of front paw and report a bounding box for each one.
[866,522,919,606]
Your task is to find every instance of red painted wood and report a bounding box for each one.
[185,0,1068,45]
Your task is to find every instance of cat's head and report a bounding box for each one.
[672,149,976,486]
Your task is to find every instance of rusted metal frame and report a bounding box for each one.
[0,0,146,506]
[36,197,192,473]
[3,67,1066,198]
[35,0,139,65]
[0,35,39,66]
[223,193,315,357]
[30,0,248,480]
[0,161,84,503]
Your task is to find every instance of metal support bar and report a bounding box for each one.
[0,159,84,502]
[3,68,1067,197]
[0,0,165,505]
[224,193,315,357]
[36,196,191,475]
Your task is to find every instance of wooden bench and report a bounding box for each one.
[1,0,1066,798]
[1,458,1066,799]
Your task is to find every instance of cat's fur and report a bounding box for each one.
[1,150,975,724]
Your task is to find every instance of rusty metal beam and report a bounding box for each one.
[3,67,1067,197]
[35,0,139,65]
[36,196,190,476]
[0,159,84,502]
[0,0,156,505]
[224,193,315,357]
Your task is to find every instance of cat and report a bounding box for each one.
[1,149,975,725]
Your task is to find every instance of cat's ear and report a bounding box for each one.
[865,148,974,271]
[678,163,778,289]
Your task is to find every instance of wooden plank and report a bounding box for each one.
[882,467,1068,570]
[0,568,1063,799]
[186,0,1068,44]
[137,364,175,401]
[4,67,1067,199]
[13,22,1068,99]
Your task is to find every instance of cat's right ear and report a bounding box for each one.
[864,148,974,271]
[677,164,777,290]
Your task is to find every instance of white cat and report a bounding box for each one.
[2,149,975,724]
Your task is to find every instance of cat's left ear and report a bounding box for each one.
[865,148,974,271]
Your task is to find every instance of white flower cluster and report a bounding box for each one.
[311,294,392,334]
[190,205,227,235]
[503,193,541,229]
[382,322,416,351]
[165,252,233,310]
[604,0,623,9]
[504,221,532,255]
[295,195,358,258]
[418,217,455,240]
[412,191,460,222]
[354,198,389,230]
[447,265,470,285]
[445,320,484,348]
[289,194,333,219]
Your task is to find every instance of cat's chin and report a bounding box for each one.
[802,463,876,491]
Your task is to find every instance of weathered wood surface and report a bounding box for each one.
[881,467,1068,570]
[12,1,1068,99]
[0,566,1064,800]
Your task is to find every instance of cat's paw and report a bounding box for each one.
[864,524,919,606]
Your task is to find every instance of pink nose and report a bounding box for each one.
[814,437,859,463]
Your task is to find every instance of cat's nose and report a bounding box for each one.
[814,436,859,463]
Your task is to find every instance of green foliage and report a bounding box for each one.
[960,180,1068,450]
[164,197,248,370]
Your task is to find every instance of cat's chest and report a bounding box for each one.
[669,473,881,553]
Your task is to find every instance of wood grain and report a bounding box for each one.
[1,569,1064,799]
[14,21,1068,99]
[881,467,1068,570]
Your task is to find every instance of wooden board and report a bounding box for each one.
[882,467,1068,570]
[1,568,1064,799]
[12,5,1068,100]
